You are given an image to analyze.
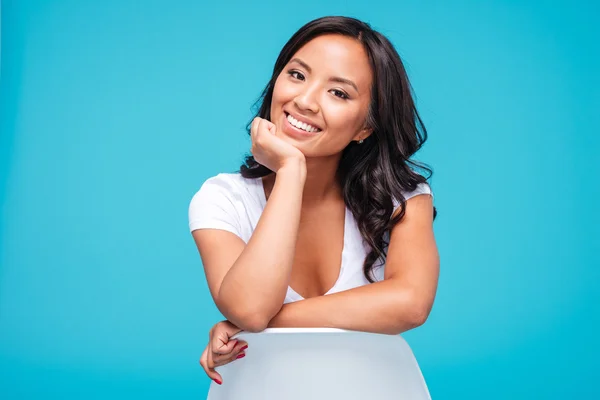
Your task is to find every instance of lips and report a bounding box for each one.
[284,111,323,132]
[281,112,321,139]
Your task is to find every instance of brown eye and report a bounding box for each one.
[288,70,305,81]
[331,89,349,99]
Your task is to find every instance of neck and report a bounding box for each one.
[262,154,343,207]
[301,154,342,206]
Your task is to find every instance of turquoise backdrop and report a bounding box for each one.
[1,0,598,398]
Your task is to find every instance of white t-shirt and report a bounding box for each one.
[188,172,433,304]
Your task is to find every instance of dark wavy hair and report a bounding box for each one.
[239,16,438,282]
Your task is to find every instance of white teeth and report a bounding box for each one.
[286,113,319,133]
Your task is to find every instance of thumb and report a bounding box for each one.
[223,320,243,337]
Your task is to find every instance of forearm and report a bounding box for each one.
[218,162,306,329]
[267,279,429,335]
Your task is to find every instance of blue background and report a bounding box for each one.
[1,0,598,398]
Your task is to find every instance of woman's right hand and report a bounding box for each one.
[250,117,305,173]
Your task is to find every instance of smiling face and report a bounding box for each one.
[270,34,374,157]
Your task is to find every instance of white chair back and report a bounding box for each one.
[207,328,431,400]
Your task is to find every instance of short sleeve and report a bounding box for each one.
[403,182,433,201]
[188,175,242,237]
[392,182,434,210]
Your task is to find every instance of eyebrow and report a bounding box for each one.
[289,58,359,93]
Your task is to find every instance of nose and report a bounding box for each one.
[293,85,320,114]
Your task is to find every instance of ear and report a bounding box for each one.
[353,126,374,143]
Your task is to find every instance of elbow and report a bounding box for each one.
[217,285,285,333]
[235,313,270,333]
[410,309,429,328]
[389,298,432,334]
[407,298,433,328]
[218,302,275,333]
[237,319,268,333]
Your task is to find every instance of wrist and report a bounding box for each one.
[278,158,307,182]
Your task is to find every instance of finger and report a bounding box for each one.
[213,349,247,368]
[209,320,244,361]
[251,117,261,141]
[256,118,266,140]
[207,341,216,369]
[258,118,274,135]
[214,342,248,368]
[265,120,276,134]
[211,321,243,355]
[233,339,248,350]
[258,119,278,142]
[212,339,248,365]
[206,344,224,384]
[200,346,223,385]
[212,335,238,356]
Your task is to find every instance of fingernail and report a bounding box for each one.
[236,353,246,359]
[240,345,248,351]
[214,379,222,385]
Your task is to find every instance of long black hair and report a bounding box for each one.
[240,16,437,282]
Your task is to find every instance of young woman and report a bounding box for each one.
[189,16,440,386]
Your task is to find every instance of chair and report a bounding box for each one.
[207,328,431,399]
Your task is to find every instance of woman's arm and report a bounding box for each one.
[268,193,439,335]
[193,163,305,332]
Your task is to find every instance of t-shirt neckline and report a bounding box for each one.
[254,175,348,301]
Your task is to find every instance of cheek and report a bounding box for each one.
[272,77,295,105]
[324,104,365,133]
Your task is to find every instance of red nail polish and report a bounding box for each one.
[214,379,222,385]
[236,353,246,359]
[240,345,248,351]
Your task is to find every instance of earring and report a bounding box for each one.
[358,138,364,144]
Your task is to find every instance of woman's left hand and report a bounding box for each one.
[199,320,248,385]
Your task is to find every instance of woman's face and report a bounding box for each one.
[270,34,373,158]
